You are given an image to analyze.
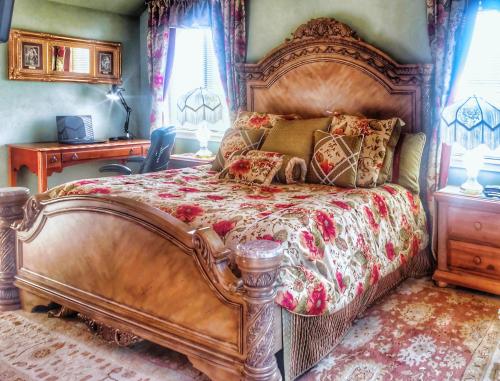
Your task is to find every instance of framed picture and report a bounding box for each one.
[22,42,42,70]
[99,52,113,75]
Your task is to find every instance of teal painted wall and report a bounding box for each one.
[0,0,145,192]
[247,0,431,64]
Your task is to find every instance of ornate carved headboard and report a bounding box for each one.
[238,18,433,133]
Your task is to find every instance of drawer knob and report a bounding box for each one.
[473,256,482,265]
[473,222,482,231]
[129,149,134,155]
[49,155,58,163]
[71,153,79,161]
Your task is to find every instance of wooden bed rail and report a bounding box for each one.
[0,186,285,381]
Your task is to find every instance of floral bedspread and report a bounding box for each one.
[48,166,429,316]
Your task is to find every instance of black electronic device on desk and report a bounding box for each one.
[484,185,500,199]
[56,115,106,145]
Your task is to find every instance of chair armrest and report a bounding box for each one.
[99,164,133,175]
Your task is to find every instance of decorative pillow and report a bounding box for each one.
[260,117,332,164]
[329,114,398,188]
[219,150,283,186]
[233,111,299,130]
[392,132,426,193]
[378,118,405,185]
[275,155,307,184]
[211,128,266,171]
[307,131,364,188]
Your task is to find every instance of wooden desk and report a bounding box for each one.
[8,140,150,193]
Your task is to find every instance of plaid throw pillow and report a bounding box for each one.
[211,128,266,171]
[307,131,364,188]
[329,114,398,187]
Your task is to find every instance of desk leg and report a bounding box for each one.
[37,153,48,193]
[7,147,17,187]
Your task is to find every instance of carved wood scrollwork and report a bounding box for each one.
[235,242,283,381]
[288,17,360,41]
[192,227,243,295]
[79,314,142,347]
[0,187,30,311]
[12,195,43,232]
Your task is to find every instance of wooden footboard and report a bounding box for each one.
[0,188,283,381]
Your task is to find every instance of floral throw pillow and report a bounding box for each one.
[307,131,364,188]
[329,114,398,187]
[212,128,266,171]
[233,111,299,130]
[219,151,284,185]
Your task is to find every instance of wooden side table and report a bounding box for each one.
[168,153,215,169]
[433,186,500,295]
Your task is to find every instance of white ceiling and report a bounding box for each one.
[47,0,145,16]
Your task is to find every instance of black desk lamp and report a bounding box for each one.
[107,84,133,140]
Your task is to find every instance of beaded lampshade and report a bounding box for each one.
[441,95,500,194]
[177,87,222,125]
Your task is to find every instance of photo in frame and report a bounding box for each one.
[99,52,113,75]
[22,42,42,70]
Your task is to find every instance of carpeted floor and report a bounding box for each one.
[0,278,498,381]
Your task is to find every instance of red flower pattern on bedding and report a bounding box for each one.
[48,165,428,316]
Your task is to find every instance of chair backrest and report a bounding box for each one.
[139,126,176,174]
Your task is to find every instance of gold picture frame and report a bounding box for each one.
[8,29,122,84]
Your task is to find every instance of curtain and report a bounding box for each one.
[147,0,246,130]
[424,0,479,254]
[210,0,246,118]
[147,1,176,131]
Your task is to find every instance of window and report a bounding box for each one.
[452,8,500,169]
[164,28,229,140]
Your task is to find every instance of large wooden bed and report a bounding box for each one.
[0,18,433,381]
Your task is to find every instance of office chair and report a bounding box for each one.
[99,126,176,175]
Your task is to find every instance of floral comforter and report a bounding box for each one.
[48,165,429,316]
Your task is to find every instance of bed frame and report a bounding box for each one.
[0,18,432,381]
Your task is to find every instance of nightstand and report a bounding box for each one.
[433,186,500,295]
[168,153,215,169]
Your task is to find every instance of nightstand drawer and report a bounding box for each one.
[448,206,500,247]
[448,240,500,278]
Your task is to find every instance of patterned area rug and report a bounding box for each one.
[0,278,498,381]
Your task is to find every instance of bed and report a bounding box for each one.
[0,18,433,381]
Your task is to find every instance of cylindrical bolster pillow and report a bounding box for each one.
[275,155,307,184]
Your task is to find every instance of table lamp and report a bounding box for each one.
[177,87,222,158]
[441,95,500,195]
[107,84,133,141]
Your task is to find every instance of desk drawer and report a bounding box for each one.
[447,206,500,247]
[46,153,62,169]
[62,147,141,162]
[448,240,500,279]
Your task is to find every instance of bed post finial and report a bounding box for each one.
[0,187,30,311]
[235,240,283,381]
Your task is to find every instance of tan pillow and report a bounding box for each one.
[377,119,405,185]
[275,155,307,184]
[329,114,397,188]
[233,111,299,130]
[260,117,332,164]
[212,128,266,171]
[219,150,283,186]
[307,131,364,188]
[392,132,426,193]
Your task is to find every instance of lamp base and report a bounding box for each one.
[195,147,213,158]
[460,177,483,196]
[109,133,134,141]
